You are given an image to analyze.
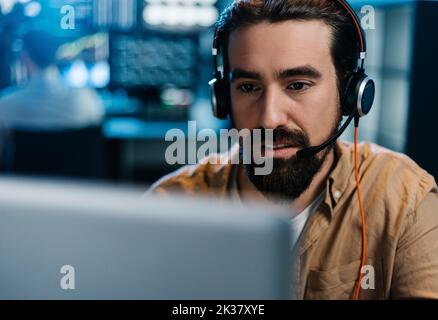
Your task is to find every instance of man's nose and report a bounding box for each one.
[258,86,289,130]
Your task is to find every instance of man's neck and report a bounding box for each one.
[237,148,335,216]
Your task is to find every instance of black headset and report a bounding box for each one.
[208,0,375,122]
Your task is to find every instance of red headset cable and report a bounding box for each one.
[353,122,367,300]
[338,0,368,299]
[337,0,365,52]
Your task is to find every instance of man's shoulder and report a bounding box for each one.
[359,141,433,180]
[341,140,433,179]
[148,150,237,197]
[340,140,437,206]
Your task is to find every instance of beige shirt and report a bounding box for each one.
[149,140,438,299]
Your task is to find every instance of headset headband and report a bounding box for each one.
[212,0,367,74]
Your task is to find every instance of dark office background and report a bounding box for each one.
[0,0,436,186]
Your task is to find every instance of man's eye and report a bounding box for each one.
[237,83,259,93]
[287,82,310,91]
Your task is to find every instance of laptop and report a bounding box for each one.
[0,177,292,299]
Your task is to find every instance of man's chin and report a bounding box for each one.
[245,148,330,202]
[259,189,297,204]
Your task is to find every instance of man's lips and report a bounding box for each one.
[255,143,302,158]
[264,143,298,150]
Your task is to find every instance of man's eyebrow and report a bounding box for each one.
[230,69,262,82]
[276,65,322,79]
[230,65,322,82]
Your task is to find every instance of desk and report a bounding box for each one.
[102,118,227,184]
[103,118,189,140]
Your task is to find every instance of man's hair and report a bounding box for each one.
[22,30,59,69]
[216,0,359,97]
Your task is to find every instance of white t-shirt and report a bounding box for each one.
[288,192,324,249]
[229,167,324,249]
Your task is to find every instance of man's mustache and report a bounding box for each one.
[250,127,310,149]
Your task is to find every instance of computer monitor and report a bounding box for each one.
[0,177,293,299]
[109,33,199,91]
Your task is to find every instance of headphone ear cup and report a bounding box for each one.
[342,72,375,117]
[209,76,230,119]
[358,77,375,116]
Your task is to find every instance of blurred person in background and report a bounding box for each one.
[0,30,104,129]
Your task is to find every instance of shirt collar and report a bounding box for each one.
[322,140,355,216]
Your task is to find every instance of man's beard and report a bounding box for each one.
[243,125,337,204]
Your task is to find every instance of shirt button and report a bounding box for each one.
[334,190,342,200]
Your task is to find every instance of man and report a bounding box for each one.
[0,30,103,129]
[149,0,438,299]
